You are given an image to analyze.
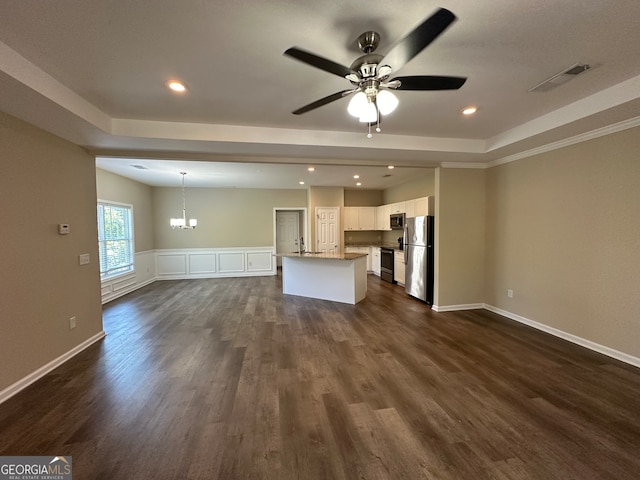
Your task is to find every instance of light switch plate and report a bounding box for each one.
[58,224,70,235]
[79,253,90,265]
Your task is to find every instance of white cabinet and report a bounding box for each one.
[344,207,358,231]
[375,204,391,231]
[343,207,375,231]
[376,204,390,230]
[405,200,415,218]
[394,250,405,285]
[414,196,432,216]
[345,246,372,272]
[371,247,381,275]
[389,202,406,214]
[375,196,433,230]
[359,207,375,230]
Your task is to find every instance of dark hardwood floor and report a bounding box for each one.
[1,274,639,479]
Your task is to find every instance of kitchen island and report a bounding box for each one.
[279,252,368,304]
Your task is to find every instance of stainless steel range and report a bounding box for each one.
[380,247,395,283]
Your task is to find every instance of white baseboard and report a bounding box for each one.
[483,304,640,369]
[432,303,484,312]
[0,331,106,404]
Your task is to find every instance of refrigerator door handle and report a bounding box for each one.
[403,226,408,264]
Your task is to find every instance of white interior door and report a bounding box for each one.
[316,207,339,253]
[276,211,300,254]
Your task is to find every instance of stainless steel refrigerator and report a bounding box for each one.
[403,215,435,304]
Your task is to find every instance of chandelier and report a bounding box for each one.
[170,172,198,229]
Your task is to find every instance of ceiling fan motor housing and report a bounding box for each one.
[350,53,384,79]
[357,31,380,53]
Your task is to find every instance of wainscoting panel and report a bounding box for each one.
[189,253,217,274]
[101,248,275,304]
[101,250,156,304]
[157,254,187,275]
[155,247,276,280]
[218,252,245,273]
[247,251,273,272]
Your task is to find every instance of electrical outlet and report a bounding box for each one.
[507,289,514,298]
[69,316,77,329]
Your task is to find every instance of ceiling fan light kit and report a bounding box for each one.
[284,7,467,137]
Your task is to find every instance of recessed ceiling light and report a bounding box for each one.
[356,182,362,186]
[388,165,395,169]
[307,167,315,172]
[353,174,360,179]
[461,106,477,115]
[167,81,187,92]
[299,181,305,185]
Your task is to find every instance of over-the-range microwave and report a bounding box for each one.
[390,212,405,230]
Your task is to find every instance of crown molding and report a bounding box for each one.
[439,162,488,169]
[488,115,640,168]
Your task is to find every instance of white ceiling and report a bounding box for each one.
[2,0,640,188]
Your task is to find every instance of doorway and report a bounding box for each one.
[274,208,307,267]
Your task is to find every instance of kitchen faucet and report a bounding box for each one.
[299,236,305,252]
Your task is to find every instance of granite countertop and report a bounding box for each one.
[278,252,368,260]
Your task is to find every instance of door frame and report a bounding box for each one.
[273,207,308,258]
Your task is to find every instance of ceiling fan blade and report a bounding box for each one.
[381,8,456,73]
[292,90,355,115]
[391,75,466,90]
[284,47,353,78]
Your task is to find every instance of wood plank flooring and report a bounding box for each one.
[1,274,639,479]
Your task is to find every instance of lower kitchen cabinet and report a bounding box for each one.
[371,247,381,276]
[394,250,405,285]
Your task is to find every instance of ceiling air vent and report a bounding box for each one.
[529,63,591,92]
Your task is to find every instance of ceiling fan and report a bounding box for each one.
[284,7,467,136]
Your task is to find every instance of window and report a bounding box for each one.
[97,201,134,279]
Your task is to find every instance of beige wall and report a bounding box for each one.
[485,126,640,358]
[435,167,486,307]
[96,168,154,252]
[344,189,383,206]
[153,187,306,249]
[0,112,103,392]
[383,170,435,203]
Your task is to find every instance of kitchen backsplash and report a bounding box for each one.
[344,230,382,245]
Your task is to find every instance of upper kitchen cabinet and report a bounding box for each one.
[376,204,391,231]
[405,200,415,218]
[389,202,406,214]
[344,207,357,231]
[343,207,376,231]
[415,196,434,216]
[359,207,375,230]
[403,196,434,218]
